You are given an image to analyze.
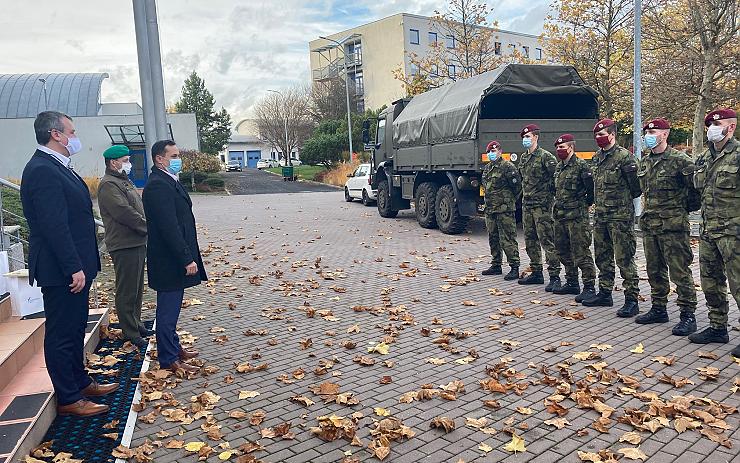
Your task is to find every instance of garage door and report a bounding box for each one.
[228,151,244,167]
[246,150,261,168]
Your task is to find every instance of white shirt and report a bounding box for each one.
[37,144,71,168]
[159,167,179,182]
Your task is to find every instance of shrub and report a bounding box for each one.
[181,149,222,173]
[180,171,208,185]
[83,176,100,198]
[323,162,360,187]
[203,176,225,189]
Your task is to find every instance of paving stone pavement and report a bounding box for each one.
[129,191,739,463]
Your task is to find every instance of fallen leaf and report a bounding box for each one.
[502,434,526,453]
[368,342,390,355]
[577,451,602,462]
[544,418,570,429]
[651,356,675,365]
[478,443,493,453]
[184,442,206,452]
[430,416,456,432]
[619,432,642,444]
[630,343,645,354]
[618,447,648,461]
[238,390,260,399]
[374,407,390,417]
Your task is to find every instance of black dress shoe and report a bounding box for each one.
[139,326,155,337]
[582,290,613,307]
[504,266,519,281]
[688,326,729,344]
[553,280,580,295]
[616,299,639,318]
[482,265,503,276]
[672,312,697,336]
[518,271,544,285]
[545,276,562,292]
[575,284,596,303]
[731,344,740,357]
[635,306,668,324]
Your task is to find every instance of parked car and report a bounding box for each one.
[257,159,278,169]
[278,157,302,166]
[344,163,377,206]
[226,160,243,172]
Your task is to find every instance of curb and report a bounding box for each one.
[262,169,343,190]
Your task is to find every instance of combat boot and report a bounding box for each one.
[575,283,596,303]
[671,312,697,336]
[616,298,639,318]
[518,271,544,285]
[545,276,562,292]
[688,326,729,344]
[482,265,503,276]
[553,280,580,295]
[503,266,519,281]
[635,306,668,324]
[581,290,613,307]
[731,344,740,358]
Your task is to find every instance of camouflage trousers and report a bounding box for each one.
[554,217,596,286]
[485,211,520,266]
[699,234,740,328]
[522,204,560,276]
[593,219,639,300]
[642,230,697,312]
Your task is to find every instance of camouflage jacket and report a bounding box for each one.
[554,155,593,221]
[592,144,641,222]
[694,137,740,239]
[482,157,521,214]
[518,146,557,207]
[637,146,696,233]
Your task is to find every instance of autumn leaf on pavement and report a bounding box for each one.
[374,407,390,417]
[462,300,477,306]
[368,342,390,355]
[618,447,648,461]
[544,418,570,429]
[630,343,645,354]
[478,443,493,453]
[430,416,456,432]
[619,432,642,444]
[238,390,260,399]
[502,434,526,453]
[184,442,206,452]
[577,451,602,462]
[651,355,675,365]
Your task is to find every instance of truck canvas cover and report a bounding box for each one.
[392,64,598,147]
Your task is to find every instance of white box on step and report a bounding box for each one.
[3,269,44,317]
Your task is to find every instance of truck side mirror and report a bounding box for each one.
[362,120,370,144]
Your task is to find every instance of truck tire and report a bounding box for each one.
[415,182,438,228]
[435,184,469,234]
[377,180,398,218]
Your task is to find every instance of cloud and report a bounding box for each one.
[0,0,550,124]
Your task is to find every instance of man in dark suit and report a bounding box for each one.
[142,140,207,373]
[21,111,118,417]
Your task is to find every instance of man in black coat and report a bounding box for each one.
[21,111,118,417]
[142,140,207,373]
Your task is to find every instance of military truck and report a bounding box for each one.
[363,64,600,234]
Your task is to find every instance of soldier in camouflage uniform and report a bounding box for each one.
[551,134,597,302]
[582,119,642,317]
[633,118,699,336]
[517,124,562,291]
[687,108,740,354]
[481,140,521,280]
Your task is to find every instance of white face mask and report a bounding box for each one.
[706,125,726,143]
[121,162,132,175]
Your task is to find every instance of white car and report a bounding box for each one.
[279,157,302,166]
[257,159,278,169]
[344,163,377,206]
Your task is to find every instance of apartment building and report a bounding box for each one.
[309,13,546,112]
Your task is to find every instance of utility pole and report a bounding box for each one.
[320,36,354,161]
[144,0,169,140]
[633,0,643,218]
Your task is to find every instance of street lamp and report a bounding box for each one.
[267,89,290,166]
[633,0,643,218]
[319,35,354,161]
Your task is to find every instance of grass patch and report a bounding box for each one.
[265,165,328,181]
[1,188,29,245]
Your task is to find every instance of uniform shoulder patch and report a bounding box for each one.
[510,153,518,162]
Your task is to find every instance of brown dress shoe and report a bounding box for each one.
[167,360,199,373]
[179,348,199,360]
[58,399,109,417]
[81,380,119,397]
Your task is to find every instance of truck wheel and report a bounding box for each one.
[435,184,469,234]
[345,187,353,202]
[415,182,438,228]
[377,180,398,218]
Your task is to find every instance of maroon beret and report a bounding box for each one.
[520,124,540,137]
[486,140,501,151]
[593,118,615,133]
[554,134,575,146]
[704,108,737,127]
[643,118,670,131]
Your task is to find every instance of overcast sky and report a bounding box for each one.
[1,0,549,124]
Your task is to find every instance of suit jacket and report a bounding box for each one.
[142,167,207,291]
[20,150,100,286]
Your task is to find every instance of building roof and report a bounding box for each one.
[0,73,109,119]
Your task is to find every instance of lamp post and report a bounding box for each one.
[319,36,354,161]
[38,78,48,110]
[267,89,290,166]
[633,0,643,218]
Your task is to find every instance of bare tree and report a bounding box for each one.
[308,78,356,122]
[253,86,314,165]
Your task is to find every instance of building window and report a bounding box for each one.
[431,63,439,76]
[445,35,456,49]
[355,73,364,94]
[523,46,529,58]
[536,48,542,60]
[495,42,501,55]
[428,31,437,44]
[410,63,420,76]
[410,29,420,44]
[447,64,456,78]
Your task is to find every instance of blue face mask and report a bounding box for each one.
[643,134,659,149]
[167,158,182,175]
[488,150,498,161]
[522,138,532,149]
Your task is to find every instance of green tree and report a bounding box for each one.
[174,71,232,155]
[300,133,345,167]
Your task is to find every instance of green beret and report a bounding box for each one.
[103,145,130,159]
